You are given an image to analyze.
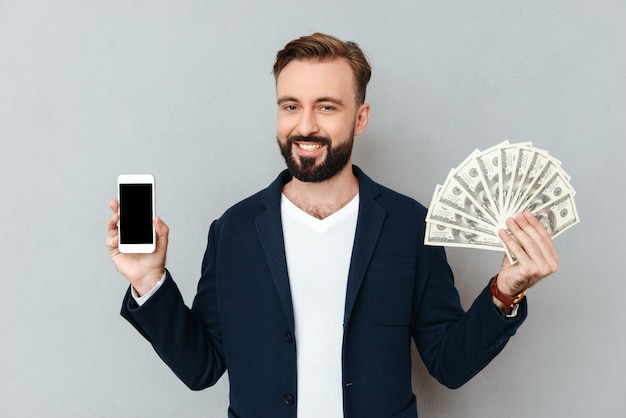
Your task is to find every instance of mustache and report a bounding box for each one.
[286,135,331,146]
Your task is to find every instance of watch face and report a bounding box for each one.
[512,289,528,306]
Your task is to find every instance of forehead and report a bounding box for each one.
[276,58,357,102]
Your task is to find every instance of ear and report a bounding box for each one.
[353,103,371,137]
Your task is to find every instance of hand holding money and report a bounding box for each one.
[425,141,579,264]
[497,211,559,295]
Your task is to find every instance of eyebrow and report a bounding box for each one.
[277,96,345,106]
[317,96,345,106]
[277,96,298,105]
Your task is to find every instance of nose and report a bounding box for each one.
[295,108,319,137]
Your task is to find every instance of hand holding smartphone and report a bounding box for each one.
[117,174,156,254]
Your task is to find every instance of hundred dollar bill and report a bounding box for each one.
[451,149,499,224]
[426,185,496,236]
[425,220,517,263]
[518,166,575,214]
[436,171,498,226]
[424,221,504,251]
[500,142,532,217]
[475,142,506,216]
[532,193,580,238]
[511,157,562,215]
[508,147,544,217]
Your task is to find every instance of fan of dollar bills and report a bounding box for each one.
[424,141,579,263]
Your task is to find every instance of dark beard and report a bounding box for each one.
[278,135,353,183]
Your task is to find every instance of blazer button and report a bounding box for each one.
[283,393,295,405]
[284,332,293,343]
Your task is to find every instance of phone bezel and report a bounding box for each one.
[117,174,156,254]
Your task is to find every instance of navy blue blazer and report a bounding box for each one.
[122,166,526,418]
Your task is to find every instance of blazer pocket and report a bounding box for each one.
[367,258,416,326]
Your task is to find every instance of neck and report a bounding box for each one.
[282,164,359,219]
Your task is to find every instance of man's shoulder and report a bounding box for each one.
[216,170,287,222]
[375,181,425,207]
[355,166,427,215]
[221,189,266,218]
[374,184,428,223]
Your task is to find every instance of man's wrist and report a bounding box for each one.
[490,274,526,316]
[133,271,165,296]
[131,271,166,302]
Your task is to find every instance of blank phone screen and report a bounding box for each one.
[119,184,153,244]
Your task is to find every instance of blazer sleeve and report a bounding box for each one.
[120,221,226,390]
[413,244,526,389]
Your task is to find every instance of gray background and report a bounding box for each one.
[1,1,624,417]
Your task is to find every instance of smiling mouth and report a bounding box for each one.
[296,142,324,151]
[286,135,331,155]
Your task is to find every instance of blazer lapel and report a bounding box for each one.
[343,167,386,326]
[255,171,295,330]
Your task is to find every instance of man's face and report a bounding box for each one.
[276,58,369,182]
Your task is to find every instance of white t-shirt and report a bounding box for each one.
[281,193,359,417]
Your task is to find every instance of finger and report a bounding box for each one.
[105,234,119,251]
[502,215,549,274]
[507,213,548,262]
[109,199,119,213]
[154,216,169,236]
[501,215,558,281]
[106,212,119,237]
[512,212,558,272]
[154,216,169,253]
[499,226,530,266]
[523,212,559,262]
[107,199,120,237]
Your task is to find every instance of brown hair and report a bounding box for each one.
[273,33,372,105]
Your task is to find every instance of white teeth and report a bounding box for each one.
[298,143,322,151]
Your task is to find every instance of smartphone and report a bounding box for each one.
[117,174,156,253]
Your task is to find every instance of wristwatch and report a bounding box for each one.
[490,274,527,308]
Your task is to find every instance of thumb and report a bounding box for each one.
[154,216,169,253]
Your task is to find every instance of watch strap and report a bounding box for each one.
[490,274,527,308]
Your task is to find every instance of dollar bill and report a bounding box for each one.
[425,141,579,263]
[474,142,505,216]
[500,142,532,217]
[424,221,503,250]
[516,164,573,215]
[436,172,499,226]
[451,149,500,225]
[426,185,496,236]
[507,147,543,218]
[425,220,518,263]
[532,193,580,238]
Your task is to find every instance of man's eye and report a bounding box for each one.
[321,105,335,111]
[284,105,297,111]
